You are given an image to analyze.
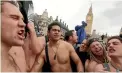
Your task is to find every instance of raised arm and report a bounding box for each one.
[27,23,45,54]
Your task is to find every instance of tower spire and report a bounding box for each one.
[88,1,92,14]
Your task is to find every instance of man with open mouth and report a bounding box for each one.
[85,38,109,72]
[94,36,122,72]
[1,0,25,72]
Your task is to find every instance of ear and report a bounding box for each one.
[69,36,72,40]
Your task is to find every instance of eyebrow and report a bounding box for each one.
[108,41,120,45]
[52,29,60,30]
[10,14,24,20]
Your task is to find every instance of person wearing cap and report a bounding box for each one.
[85,38,109,72]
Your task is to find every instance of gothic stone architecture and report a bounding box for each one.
[33,9,69,37]
[18,1,69,37]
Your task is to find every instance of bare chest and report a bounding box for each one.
[2,60,20,72]
[88,61,98,71]
[46,46,70,65]
[109,65,120,72]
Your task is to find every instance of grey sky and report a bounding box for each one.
[33,0,122,36]
[92,1,122,36]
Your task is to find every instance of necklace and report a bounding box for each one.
[50,41,60,60]
[52,47,57,60]
[110,62,121,72]
[9,54,20,71]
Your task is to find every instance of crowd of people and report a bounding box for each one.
[1,0,122,72]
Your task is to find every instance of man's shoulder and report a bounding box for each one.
[96,64,104,68]
[9,46,24,56]
[90,60,98,64]
[88,60,98,68]
[60,40,72,46]
[59,40,73,50]
[87,60,99,71]
[94,64,104,72]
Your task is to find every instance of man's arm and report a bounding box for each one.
[30,50,45,72]
[85,59,89,72]
[27,23,45,54]
[67,43,84,72]
[22,23,45,71]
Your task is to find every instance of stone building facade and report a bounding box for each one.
[18,1,69,37]
[33,9,69,37]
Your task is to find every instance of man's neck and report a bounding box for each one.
[49,40,60,46]
[67,41,75,46]
[111,56,122,70]
[1,42,11,60]
[94,55,104,63]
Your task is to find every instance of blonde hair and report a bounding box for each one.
[88,41,109,63]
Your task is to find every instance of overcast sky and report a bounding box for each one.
[32,0,122,36]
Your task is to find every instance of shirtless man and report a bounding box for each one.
[65,30,78,46]
[64,30,84,72]
[85,38,109,72]
[9,24,45,72]
[8,1,45,71]
[1,1,25,71]
[94,36,122,72]
[31,21,83,72]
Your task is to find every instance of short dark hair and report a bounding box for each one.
[48,21,61,32]
[107,36,122,43]
[1,1,19,12]
[64,30,74,41]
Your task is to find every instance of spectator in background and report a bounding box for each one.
[65,30,78,49]
[75,21,87,45]
[75,39,90,71]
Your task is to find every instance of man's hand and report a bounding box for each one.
[27,22,36,35]
[25,22,45,54]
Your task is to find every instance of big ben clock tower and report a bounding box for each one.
[85,4,93,35]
